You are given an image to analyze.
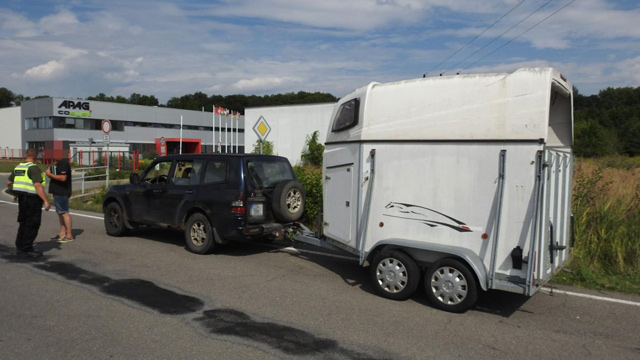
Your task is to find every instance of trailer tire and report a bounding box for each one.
[424,258,478,313]
[272,180,305,222]
[185,213,215,254]
[370,250,420,301]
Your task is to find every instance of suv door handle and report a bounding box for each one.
[153,189,163,194]
[186,190,194,194]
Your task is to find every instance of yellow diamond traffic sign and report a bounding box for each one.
[253,116,271,141]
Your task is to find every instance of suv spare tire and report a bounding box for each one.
[271,180,305,222]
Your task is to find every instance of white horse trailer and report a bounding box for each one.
[297,68,574,312]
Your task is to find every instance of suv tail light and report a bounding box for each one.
[231,193,246,214]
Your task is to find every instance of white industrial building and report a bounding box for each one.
[244,103,334,165]
[0,97,246,164]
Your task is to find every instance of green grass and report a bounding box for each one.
[67,186,108,213]
[553,157,640,295]
[0,160,21,172]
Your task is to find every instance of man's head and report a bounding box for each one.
[54,149,69,161]
[25,148,38,161]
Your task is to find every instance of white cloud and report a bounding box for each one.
[0,1,637,100]
[24,60,65,79]
[231,77,299,91]
[0,10,39,37]
[210,0,431,31]
[39,9,80,34]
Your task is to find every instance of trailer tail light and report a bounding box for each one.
[231,193,246,214]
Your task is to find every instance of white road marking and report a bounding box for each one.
[3,200,639,307]
[0,200,104,220]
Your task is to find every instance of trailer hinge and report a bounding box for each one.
[550,242,567,251]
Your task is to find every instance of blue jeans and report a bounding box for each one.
[54,195,70,214]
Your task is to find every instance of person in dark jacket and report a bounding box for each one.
[46,154,74,243]
[7,149,51,258]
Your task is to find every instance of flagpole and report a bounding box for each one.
[231,112,235,153]
[211,105,216,153]
[235,113,239,153]
[179,115,183,154]
[225,111,228,153]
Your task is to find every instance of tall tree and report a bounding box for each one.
[0,87,16,108]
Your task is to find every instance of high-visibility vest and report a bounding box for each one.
[12,162,46,195]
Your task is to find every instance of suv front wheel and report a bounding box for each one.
[185,213,215,254]
[105,202,128,237]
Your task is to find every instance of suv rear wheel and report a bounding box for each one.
[272,180,305,222]
[185,213,215,254]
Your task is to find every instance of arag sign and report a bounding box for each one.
[56,99,92,117]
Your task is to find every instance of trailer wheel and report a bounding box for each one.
[185,213,215,254]
[424,258,478,313]
[370,250,420,301]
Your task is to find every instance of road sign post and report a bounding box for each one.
[102,120,111,186]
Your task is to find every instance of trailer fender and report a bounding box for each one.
[365,239,489,291]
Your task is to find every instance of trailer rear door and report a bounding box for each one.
[527,148,573,295]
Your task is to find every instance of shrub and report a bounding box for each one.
[300,131,324,167]
[251,139,274,155]
[294,165,322,229]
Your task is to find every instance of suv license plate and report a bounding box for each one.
[250,203,264,217]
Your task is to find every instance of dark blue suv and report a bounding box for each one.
[102,154,305,254]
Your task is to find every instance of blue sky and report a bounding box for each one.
[1,0,639,103]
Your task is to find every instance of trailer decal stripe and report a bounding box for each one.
[383,202,477,232]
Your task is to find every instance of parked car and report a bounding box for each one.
[102,154,305,254]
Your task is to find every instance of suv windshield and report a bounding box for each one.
[246,158,295,189]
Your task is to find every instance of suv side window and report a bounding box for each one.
[203,160,228,184]
[142,160,173,185]
[173,160,203,186]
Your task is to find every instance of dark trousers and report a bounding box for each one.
[15,194,43,252]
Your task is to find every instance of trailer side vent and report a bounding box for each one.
[511,246,524,270]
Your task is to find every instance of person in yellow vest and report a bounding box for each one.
[7,148,51,258]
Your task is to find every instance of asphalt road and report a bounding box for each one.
[0,187,639,360]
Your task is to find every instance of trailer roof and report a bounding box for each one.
[326,68,573,146]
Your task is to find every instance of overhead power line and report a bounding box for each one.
[446,0,554,74]
[427,0,527,75]
[462,0,577,71]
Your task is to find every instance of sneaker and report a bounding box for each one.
[57,237,75,244]
[50,235,61,241]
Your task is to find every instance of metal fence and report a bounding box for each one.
[71,166,109,195]
[1,148,142,171]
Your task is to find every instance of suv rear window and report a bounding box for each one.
[246,159,295,189]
